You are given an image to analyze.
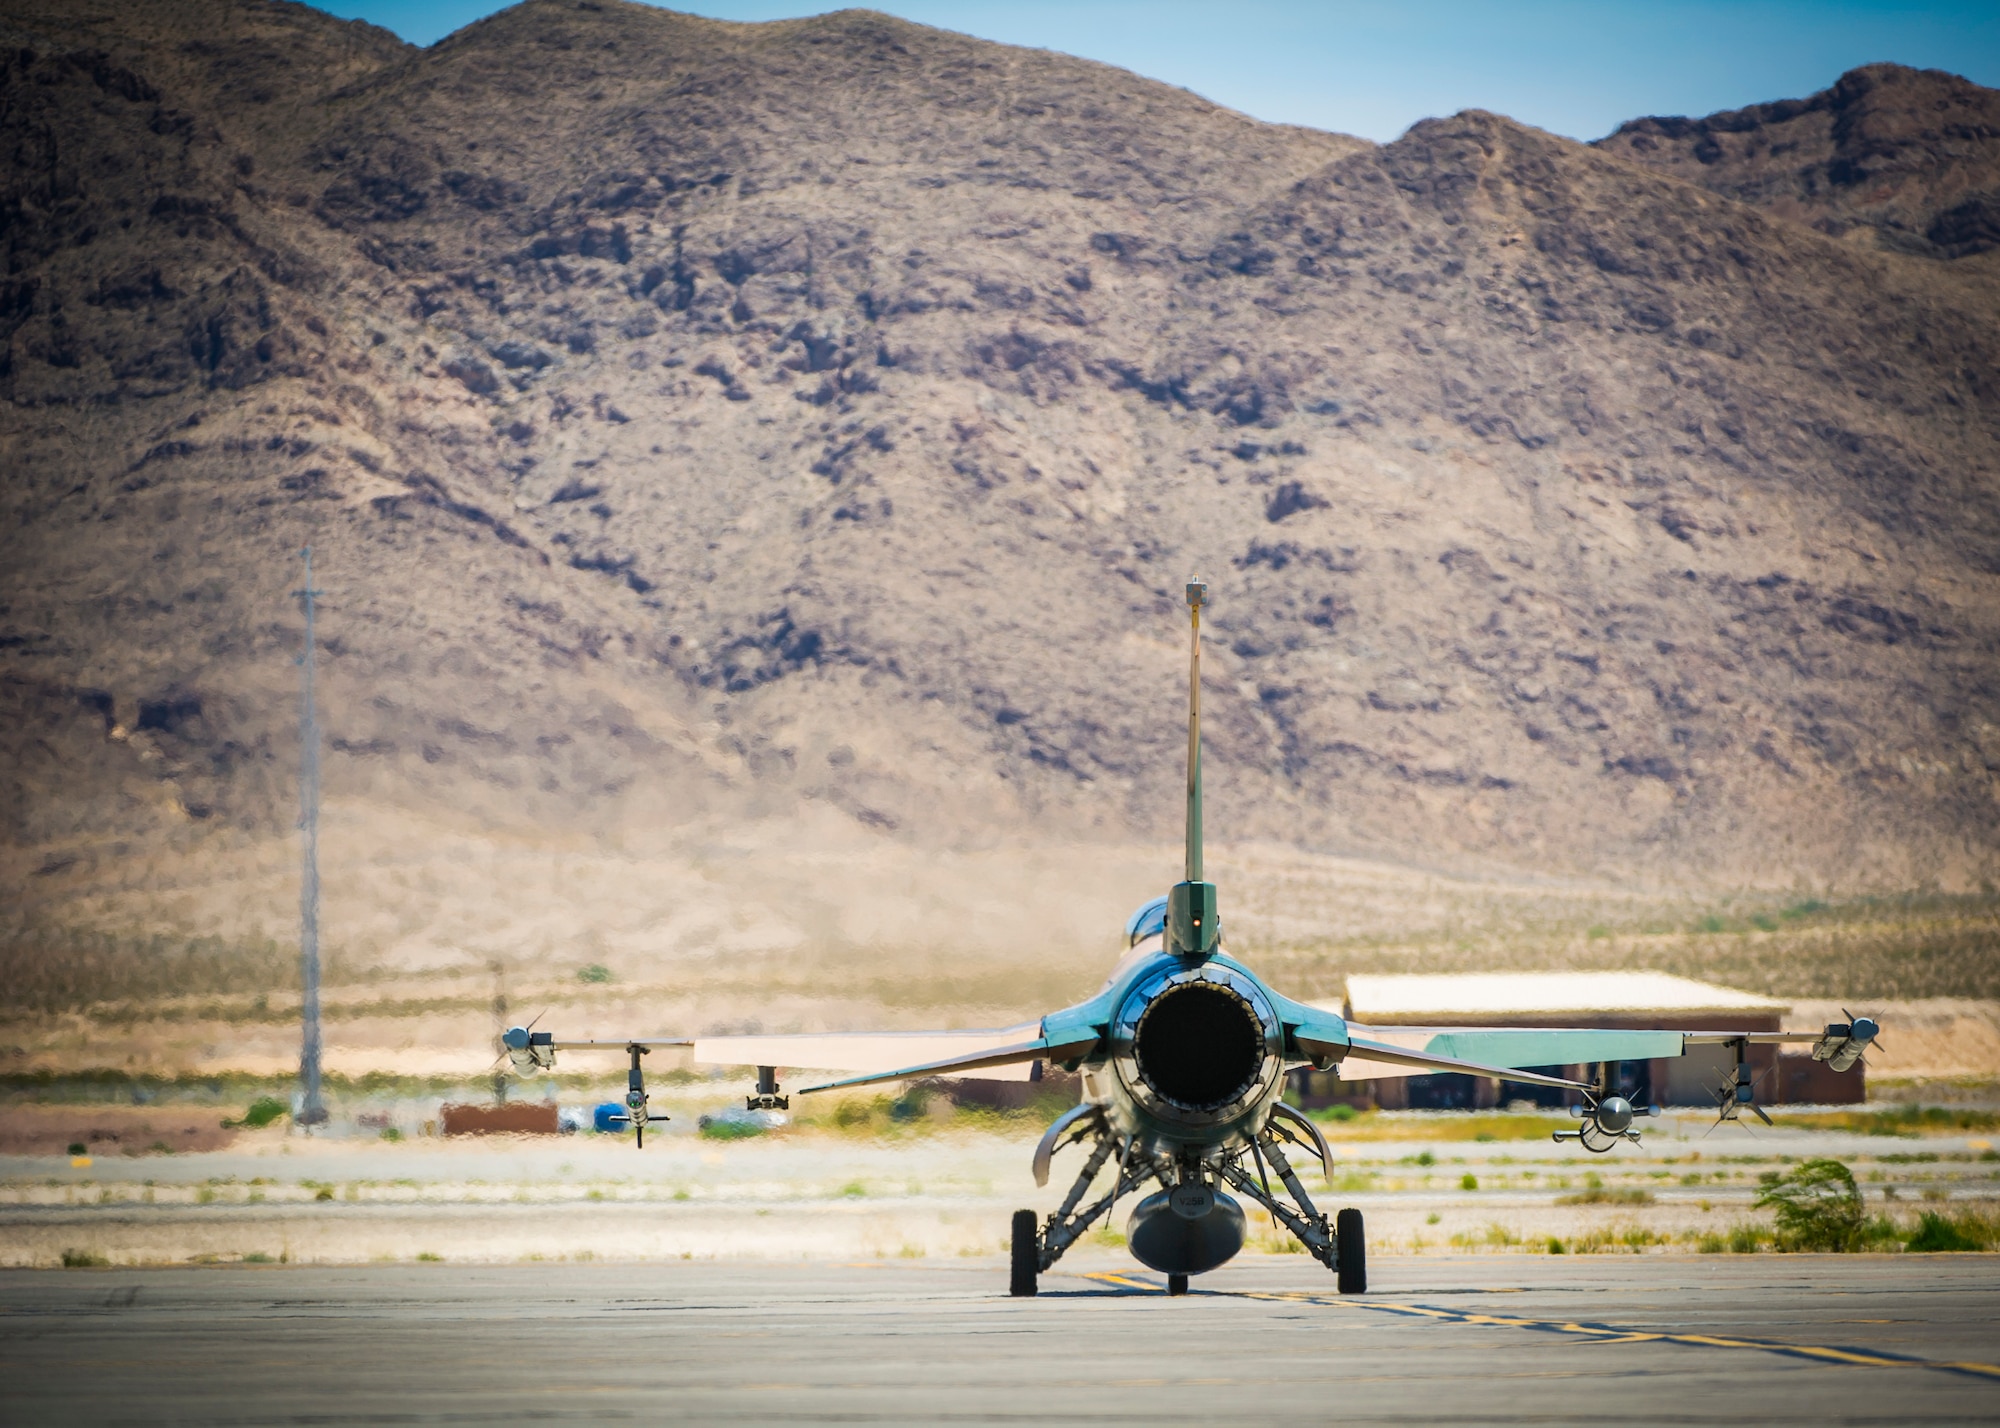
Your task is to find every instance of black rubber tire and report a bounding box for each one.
[1336,1207,1366,1294]
[1166,1273,1189,1297]
[1009,1210,1039,1297]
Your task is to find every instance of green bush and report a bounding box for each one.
[1460,1173,1479,1191]
[61,1248,108,1267]
[1906,1211,1991,1252]
[1755,1158,1865,1251]
[577,964,613,984]
[698,1118,764,1141]
[224,1096,289,1130]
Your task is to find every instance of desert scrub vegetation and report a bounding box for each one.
[1756,1159,1869,1250]
[0,1068,643,1106]
[1772,1106,2000,1137]
[0,927,292,1015]
[1749,1158,1967,1251]
[1243,891,2000,1001]
[1556,1184,1655,1206]
[222,1096,289,1130]
[1904,1208,1998,1251]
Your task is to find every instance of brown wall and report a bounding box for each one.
[440,1102,561,1136]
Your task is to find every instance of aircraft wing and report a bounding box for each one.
[794,1030,1103,1094]
[1322,1025,1687,1085]
[692,1023,1050,1084]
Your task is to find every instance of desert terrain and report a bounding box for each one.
[0,2,1997,1120]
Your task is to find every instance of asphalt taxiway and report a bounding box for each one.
[4,1255,1996,1424]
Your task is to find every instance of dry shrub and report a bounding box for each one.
[0,926,290,1015]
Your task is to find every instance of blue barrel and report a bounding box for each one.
[592,1102,628,1133]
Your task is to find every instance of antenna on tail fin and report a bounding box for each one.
[1167,577,1219,961]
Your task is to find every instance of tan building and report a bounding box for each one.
[1299,971,1859,1110]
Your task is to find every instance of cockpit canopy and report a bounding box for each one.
[1124,895,1169,948]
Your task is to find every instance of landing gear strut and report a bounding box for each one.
[1012,1129,1152,1295]
[1012,1119,1367,1297]
[1217,1125,1365,1293]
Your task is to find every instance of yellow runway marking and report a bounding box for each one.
[1073,1274,2000,1382]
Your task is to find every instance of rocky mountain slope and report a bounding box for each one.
[1597,62,2000,260]
[3,0,1998,949]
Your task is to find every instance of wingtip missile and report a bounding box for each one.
[1811,1016,1878,1073]
[501,1024,554,1075]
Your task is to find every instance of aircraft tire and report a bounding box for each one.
[1166,1273,1188,1297]
[1335,1207,1366,1294]
[1009,1209,1039,1297]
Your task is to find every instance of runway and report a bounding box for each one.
[4,1256,1997,1424]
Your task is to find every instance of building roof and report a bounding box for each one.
[1341,971,1788,1021]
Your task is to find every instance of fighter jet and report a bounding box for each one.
[501,578,1877,1296]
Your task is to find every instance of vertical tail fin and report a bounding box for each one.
[1168,576,1219,960]
[1185,575,1205,884]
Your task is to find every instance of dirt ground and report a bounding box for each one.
[0,1105,240,1157]
[3,1105,1994,1270]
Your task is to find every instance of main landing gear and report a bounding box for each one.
[1008,1109,1366,1298]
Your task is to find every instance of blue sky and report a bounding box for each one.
[314,1,2000,143]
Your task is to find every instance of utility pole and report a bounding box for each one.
[294,548,327,1127]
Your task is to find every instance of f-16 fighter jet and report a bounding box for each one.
[501,578,1877,1296]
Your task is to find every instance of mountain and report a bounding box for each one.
[3,0,1998,971]
[1596,62,2000,260]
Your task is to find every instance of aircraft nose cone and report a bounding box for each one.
[1597,1096,1634,1133]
